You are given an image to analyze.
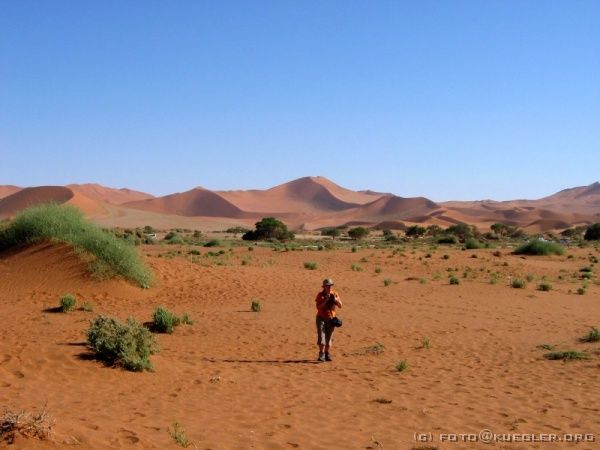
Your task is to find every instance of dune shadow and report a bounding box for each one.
[204,358,319,365]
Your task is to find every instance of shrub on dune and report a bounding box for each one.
[0,203,152,287]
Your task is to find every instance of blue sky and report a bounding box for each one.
[1,1,598,201]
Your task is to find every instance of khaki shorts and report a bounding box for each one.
[316,315,334,346]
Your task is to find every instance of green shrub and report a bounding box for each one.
[304,261,318,270]
[449,276,460,285]
[60,294,76,312]
[348,227,370,240]
[251,299,262,312]
[577,287,587,295]
[514,239,564,256]
[383,278,392,286]
[437,235,457,244]
[351,264,364,272]
[544,351,589,360]
[374,267,382,274]
[152,306,181,334]
[511,278,526,289]
[465,238,485,249]
[204,239,221,247]
[86,316,158,371]
[580,327,600,343]
[395,360,409,372]
[0,204,152,287]
[537,282,552,291]
[584,223,600,241]
[181,313,194,325]
[169,421,190,447]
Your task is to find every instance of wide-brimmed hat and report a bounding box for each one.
[322,278,334,287]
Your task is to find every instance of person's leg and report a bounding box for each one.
[316,317,326,361]
[324,324,334,361]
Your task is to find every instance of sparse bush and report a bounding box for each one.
[511,278,526,289]
[419,278,427,284]
[395,360,409,372]
[82,301,94,312]
[321,227,341,239]
[442,254,450,260]
[514,239,564,256]
[449,276,460,285]
[374,267,382,274]
[86,316,158,371]
[181,313,194,325]
[304,261,318,270]
[537,282,552,291]
[383,278,392,286]
[352,264,364,272]
[577,287,587,295]
[59,294,76,312]
[152,306,181,334]
[421,337,430,349]
[544,351,589,360]
[204,239,221,247]
[0,407,53,443]
[405,225,426,238]
[0,204,152,287]
[580,327,600,343]
[169,421,190,447]
[437,235,457,244]
[465,238,485,249]
[526,274,535,282]
[251,299,262,312]
[351,246,358,253]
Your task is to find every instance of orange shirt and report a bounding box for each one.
[315,289,340,319]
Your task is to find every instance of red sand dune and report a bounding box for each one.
[124,187,246,217]
[0,185,21,199]
[68,184,154,205]
[0,186,74,219]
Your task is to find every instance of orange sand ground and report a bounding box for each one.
[1,242,600,449]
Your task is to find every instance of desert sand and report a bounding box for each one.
[1,241,599,449]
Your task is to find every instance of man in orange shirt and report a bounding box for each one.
[315,278,342,362]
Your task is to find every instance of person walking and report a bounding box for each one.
[315,278,342,362]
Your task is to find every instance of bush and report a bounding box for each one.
[514,239,564,256]
[348,227,370,240]
[537,282,552,291]
[60,294,76,312]
[351,264,364,272]
[304,261,318,270]
[321,227,341,239]
[251,299,262,312]
[242,217,294,241]
[383,278,392,286]
[449,276,460,285]
[465,238,485,249]
[437,235,457,244]
[164,231,185,245]
[584,223,600,241]
[511,278,526,289]
[544,351,589,360]
[204,239,221,247]
[0,204,152,287]
[86,316,158,371]
[152,306,181,334]
[580,327,600,343]
[395,360,409,372]
[405,225,426,238]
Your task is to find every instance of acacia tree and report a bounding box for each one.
[405,225,426,238]
[348,226,370,240]
[584,223,600,241]
[321,227,341,239]
[242,217,294,241]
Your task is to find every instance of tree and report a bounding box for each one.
[382,229,398,241]
[242,217,294,241]
[348,227,370,240]
[446,223,475,241]
[405,225,426,238]
[426,224,443,236]
[321,227,341,239]
[584,223,600,241]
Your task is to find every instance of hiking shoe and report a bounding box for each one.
[318,352,326,362]
[325,353,332,362]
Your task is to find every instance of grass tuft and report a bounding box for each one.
[0,204,152,287]
[395,360,409,372]
[303,261,318,270]
[544,351,589,360]
[152,306,181,334]
[514,239,565,256]
[251,299,262,312]
[169,421,190,447]
[0,407,53,443]
[59,294,76,312]
[511,278,526,289]
[580,327,600,343]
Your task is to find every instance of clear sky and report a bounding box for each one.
[1,1,599,201]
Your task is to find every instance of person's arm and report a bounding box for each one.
[315,292,328,309]
[333,293,342,308]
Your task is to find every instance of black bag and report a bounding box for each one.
[330,316,342,328]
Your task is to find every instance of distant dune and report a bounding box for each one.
[1,178,599,232]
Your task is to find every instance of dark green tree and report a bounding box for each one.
[242,217,294,241]
[584,223,600,241]
[405,225,426,238]
[348,226,370,240]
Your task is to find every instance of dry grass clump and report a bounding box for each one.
[0,407,53,444]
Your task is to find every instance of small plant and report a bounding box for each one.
[169,421,190,448]
[351,246,358,253]
[577,287,587,295]
[383,278,392,286]
[526,274,535,282]
[82,301,94,312]
[511,278,526,289]
[152,306,181,334]
[395,360,409,372]
[373,398,392,404]
[86,316,158,372]
[351,264,364,272]
[359,256,369,263]
[303,261,318,270]
[181,313,194,325]
[374,267,382,274]
[537,343,555,350]
[0,407,53,443]
[537,282,552,291]
[442,254,450,260]
[544,351,589,360]
[419,278,427,284]
[251,299,262,312]
[421,337,430,349]
[59,294,76,312]
[449,276,460,285]
[580,327,600,343]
